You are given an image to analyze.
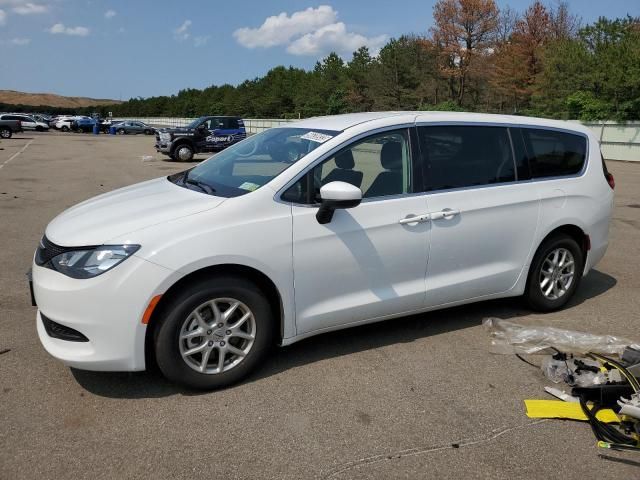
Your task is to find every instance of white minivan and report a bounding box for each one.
[31,112,615,389]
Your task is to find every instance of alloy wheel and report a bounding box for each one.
[178,298,256,374]
[539,247,575,300]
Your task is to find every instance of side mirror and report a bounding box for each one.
[316,181,362,224]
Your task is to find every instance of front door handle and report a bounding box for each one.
[430,208,460,221]
[398,214,430,225]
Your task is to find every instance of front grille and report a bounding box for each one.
[41,314,89,342]
[35,236,72,266]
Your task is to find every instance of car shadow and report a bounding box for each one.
[8,137,35,140]
[70,269,616,399]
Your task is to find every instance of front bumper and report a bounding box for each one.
[33,254,176,371]
[155,142,171,153]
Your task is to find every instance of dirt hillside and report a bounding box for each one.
[0,90,122,108]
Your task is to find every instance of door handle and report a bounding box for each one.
[430,208,460,221]
[399,214,430,225]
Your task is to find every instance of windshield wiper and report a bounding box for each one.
[182,171,216,195]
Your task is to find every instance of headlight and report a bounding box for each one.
[160,132,171,141]
[49,245,140,279]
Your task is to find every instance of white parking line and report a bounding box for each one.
[0,139,34,171]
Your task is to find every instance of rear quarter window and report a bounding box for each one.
[521,128,586,178]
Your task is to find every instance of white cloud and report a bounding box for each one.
[48,23,90,36]
[233,5,387,58]
[10,36,29,45]
[104,9,116,19]
[174,19,191,41]
[0,9,6,26]
[233,5,337,49]
[287,22,387,57]
[12,2,47,15]
[194,35,209,47]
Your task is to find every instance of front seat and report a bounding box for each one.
[365,142,404,198]
[322,150,364,188]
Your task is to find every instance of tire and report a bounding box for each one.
[117,128,126,135]
[173,143,194,162]
[61,125,69,132]
[144,129,152,135]
[0,128,11,139]
[36,126,44,132]
[524,233,584,312]
[154,276,274,390]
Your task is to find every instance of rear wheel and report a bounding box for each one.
[0,127,11,139]
[144,129,152,135]
[36,126,44,132]
[524,233,584,311]
[61,125,69,132]
[154,276,274,389]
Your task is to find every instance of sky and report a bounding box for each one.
[0,0,638,100]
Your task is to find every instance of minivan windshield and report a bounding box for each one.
[170,127,339,197]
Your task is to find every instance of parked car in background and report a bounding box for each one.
[31,112,614,389]
[73,118,99,133]
[54,116,89,132]
[0,113,49,131]
[33,114,52,124]
[155,116,246,161]
[113,121,156,135]
[0,118,23,139]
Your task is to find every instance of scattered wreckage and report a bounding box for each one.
[484,318,640,452]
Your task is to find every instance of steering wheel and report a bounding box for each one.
[235,138,259,157]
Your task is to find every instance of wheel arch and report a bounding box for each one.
[538,224,589,260]
[170,138,195,154]
[144,263,284,368]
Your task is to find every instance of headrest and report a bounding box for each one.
[381,142,403,170]
[335,150,355,169]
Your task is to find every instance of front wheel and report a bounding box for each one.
[173,144,194,162]
[524,233,584,312]
[154,277,274,389]
[0,128,11,139]
[61,125,69,132]
[117,128,126,135]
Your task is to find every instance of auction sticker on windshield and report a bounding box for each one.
[300,131,333,144]
[238,182,260,191]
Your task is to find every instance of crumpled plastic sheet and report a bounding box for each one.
[482,318,639,356]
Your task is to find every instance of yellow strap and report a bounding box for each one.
[524,400,619,423]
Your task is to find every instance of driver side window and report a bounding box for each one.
[282,129,412,204]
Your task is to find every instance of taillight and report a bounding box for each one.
[17,120,21,127]
[606,172,615,190]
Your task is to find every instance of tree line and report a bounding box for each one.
[9,0,640,121]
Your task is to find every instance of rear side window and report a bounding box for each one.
[222,118,240,129]
[521,128,586,178]
[418,126,515,191]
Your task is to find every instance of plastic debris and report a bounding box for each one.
[544,386,580,403]
[483,318,638,356]
[524,399,619,423]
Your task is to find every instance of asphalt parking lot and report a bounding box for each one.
[1,131,639,479]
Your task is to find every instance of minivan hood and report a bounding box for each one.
[46,177,225,246]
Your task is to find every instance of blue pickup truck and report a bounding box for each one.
[155,116,246,161]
